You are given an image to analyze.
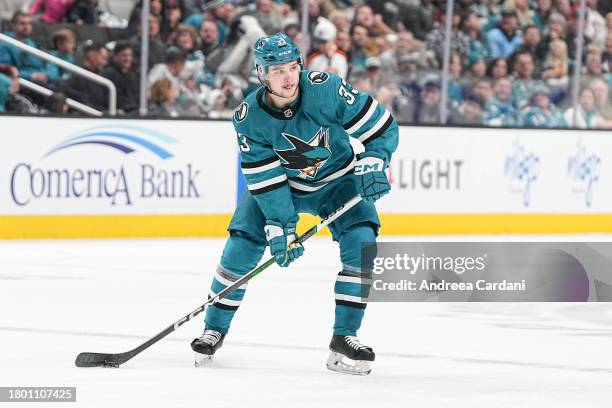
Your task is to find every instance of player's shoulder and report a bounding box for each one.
[300,69,343,91]
[231,88,263,130]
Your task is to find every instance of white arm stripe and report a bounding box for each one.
[241,160,282,175]
[358,110,391,142]
[346,99,379,135]
[247,174,287,191]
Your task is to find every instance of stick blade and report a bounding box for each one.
[75,352,123,368]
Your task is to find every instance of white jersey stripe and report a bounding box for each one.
[247,174,287,191]
[335,293,367,304]
[336,275,371,285]
[358,110,391,142]
[346,99,379,135]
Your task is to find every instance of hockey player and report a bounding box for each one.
[191,33,398,375]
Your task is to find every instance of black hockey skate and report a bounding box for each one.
[326,335,375,376]
[191,329,225,367]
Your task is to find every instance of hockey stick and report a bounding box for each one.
[75,195,363,367]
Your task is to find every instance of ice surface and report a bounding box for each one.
[1,236,611,408]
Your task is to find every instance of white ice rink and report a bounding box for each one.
[1,236,611,408]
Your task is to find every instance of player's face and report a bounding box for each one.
[266,61,300,98]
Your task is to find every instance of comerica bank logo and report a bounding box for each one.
[44,125,176,159]
[10,125,201,207]
[504,141,540,207]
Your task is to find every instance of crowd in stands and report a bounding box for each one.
[0,0,611,128]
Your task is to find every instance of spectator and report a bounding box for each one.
[161,4,183,42]
[516,25,546,75]
[396,0,434,41]
[130,15,166,72]
[102,42,139,114]
[206,88,232,119]
[463,10,489,64]
[485,77,520,126]
[566,10,591,61]
[0,12,57,84]
[45,91,69,114]
[465,57,487,88]
[336,30,351,55]
[348,23,372,81]
[306,18,348,78]
[563,88,602,128]
[603,31,612,74]
[219,76,243,110]
[426,6,470,66]
[216,15,265,79]
[505,0,536,29]
[67,0,101,25]
[487,57,509,79]
[29,0,74,24]
[522,89,566,128]
[450,93,485,125]
[48,28,76,81]
[199,20,223,74]
[353,4,392,36]
[168,24,206,84]
[511,51,544,109]
[0,66,19,113]
[148,78,180,117]
[129,0,163,32]
[60,42,108,111]
[473,79,495,102]
[533,0,553,30]
[486,8,523,58]
[448,53,465,107]
[254,0,284,35]
[148,46,204,115]
[541,38,569,102]
[584,0,606,47]
[328,9,350,33]
[416,78,442,124]
[580,51,604,89]
[589,78,612,120]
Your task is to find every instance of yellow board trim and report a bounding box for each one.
[2,214,612,239]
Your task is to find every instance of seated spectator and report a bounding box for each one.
[254,0,284,35]
[199,20,223,74]
[485,77,520,126]
[426,6,470,67]
[589,78,612,121]
[516,25,546,75]
[130,15,166,72]
[533,0,553,30]
[415,77,442,124]
[447,53,465,108]
[29,0,74,24]
[129,0,162,33]
[584,0,606,47]
[67,0,101,25]
[511,51,545,109]
[486,9,523,58]
[102,42,139,114]
[328,9,350,33]
[487,57,509,79]
[148,78,180,117]
[464,57,488,88]
[60,42,108,111]
[0,68,18,113]
[306,18,348,79]
[161,3,182,42]
[506,0,536,29]
[48,28,76,81]
[347,23,372,81]
[450,92,485,125]
[541,38,569,103]
[45,91,69,114]
[462,10,489,64]
[217,15,265,79]
[168,23,206,81]
[580,51,605,89]
[564,88,603,128]
[148,46,204,115]
[0,12,58,84]
[206,88,232,119]
[521,89,566,128]
[473,79,495,102]
[353,4,393,36]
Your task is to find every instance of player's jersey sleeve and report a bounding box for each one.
[330,73,399,163]
[233,114,298,226]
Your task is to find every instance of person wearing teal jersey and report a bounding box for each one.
[191,33,398,376]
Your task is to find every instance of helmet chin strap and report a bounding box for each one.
[257,65,301,101]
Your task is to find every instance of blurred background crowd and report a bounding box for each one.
[0,0,611,128]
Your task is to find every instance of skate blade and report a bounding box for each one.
[194,352,214,367]
[326,351,371,376]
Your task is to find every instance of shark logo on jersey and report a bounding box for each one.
[307,71,329,85]
[234,102,249,122]
[275,127,331,179]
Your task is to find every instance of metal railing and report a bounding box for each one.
[18,78,103,116]
[0,32,117,115]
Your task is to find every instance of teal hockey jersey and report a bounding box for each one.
[233,70,399,225]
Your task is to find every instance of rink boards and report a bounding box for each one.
[0,116,611,238]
